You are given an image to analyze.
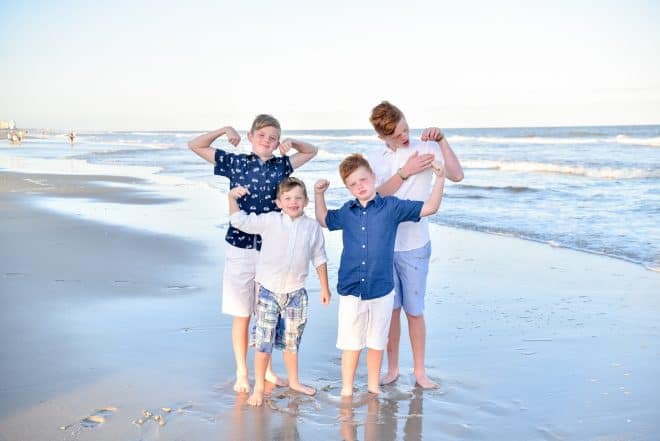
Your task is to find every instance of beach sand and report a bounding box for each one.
[1,171,659,440]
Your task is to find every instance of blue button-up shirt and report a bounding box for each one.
[214,149,293,250]
[325,194,423,300]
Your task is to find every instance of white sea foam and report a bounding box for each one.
[449,135,599,145]
[615,135,660,147]
[284,134,379,142]
[463,159,660,179]
[316,149,349,161]
[0,153,162,178]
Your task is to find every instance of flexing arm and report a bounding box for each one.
[314,179,330,228]
[228,186,269,234]
[315,263,332,305]
[421,127,464,182]
[188,126,241,164]
[278,138,318,169]
[376,151,436,196]
[228,186,249,215]
[420,162,446,217]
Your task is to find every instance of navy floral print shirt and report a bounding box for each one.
[214,149,293,250]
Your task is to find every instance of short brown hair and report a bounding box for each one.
[250,114,281,134]
[339,154,373,183]
[370,101,404,136]
[277,176,308,200]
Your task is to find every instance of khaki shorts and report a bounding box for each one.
[336,291,394,351]
[221,244,259,317]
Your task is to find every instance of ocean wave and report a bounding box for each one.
[463,159,660,179]
[0,152,162,178]
[454,184,539,193]
[449,135,599,145]
[284,134,379,142]
[615,135,660,147]
[430,219,657,270]
[317,149,349,161]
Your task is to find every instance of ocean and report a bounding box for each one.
[2,125,659,271]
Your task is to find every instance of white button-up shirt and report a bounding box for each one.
[230,211,327,294]
[368,140,441,252]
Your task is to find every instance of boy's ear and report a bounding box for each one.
[275,198,282,209]
[247,132,253,142]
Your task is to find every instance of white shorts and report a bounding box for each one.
[221,244,259,317]
[336,291,394,351]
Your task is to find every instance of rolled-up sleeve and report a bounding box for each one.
[310,224,328,268]
[229,211,269,234]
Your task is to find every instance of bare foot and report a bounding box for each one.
[234,373,250,394]
[380,369,399,386]
[290,383,316,396]
[414,373,439,389]
[368,387,382,395]
[340,387,354,397]
[265,371,288,387]
[247,389,264,406]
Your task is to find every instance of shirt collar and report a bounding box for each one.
[247,153,277,164]
[281,212,306,223]
[348,193,384,209]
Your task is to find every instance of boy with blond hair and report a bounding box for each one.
[229,177,331,406]
[314,154,445,396]
[368,101,463,388]
[189,115,318,394]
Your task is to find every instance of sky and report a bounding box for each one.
[1,0,659,130]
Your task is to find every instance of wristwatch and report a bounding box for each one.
[397,168,408,180]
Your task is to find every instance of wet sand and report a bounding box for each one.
[1,171,659,440]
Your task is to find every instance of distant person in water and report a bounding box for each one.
[68,131,75,144]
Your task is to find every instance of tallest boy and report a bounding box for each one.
[368,101,463,388]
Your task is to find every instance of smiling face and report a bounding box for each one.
[247,125,280,160]
[380,118,410,151]
[344,165,377,205]
[276,185,308,218]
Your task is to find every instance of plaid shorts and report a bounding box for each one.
[251,286,308,354]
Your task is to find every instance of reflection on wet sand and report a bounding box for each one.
[339,390,424,441]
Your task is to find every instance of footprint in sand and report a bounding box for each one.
[166,284,197,291]
[133,405,186,427]
[60,406,117,431]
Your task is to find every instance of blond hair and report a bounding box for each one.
[250,114,281,134]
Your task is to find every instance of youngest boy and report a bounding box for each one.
[314,154,445,396]
[229,177,332,406]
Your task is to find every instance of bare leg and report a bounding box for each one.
[407,313,438,389]
[247,351,271,406]
[265,359,288,387]
[339,396,357,441]
[381,308,401,385]
[366,348,384,394]
[283,351,315,395]
[231,316,250,393]
[341,350,361,396]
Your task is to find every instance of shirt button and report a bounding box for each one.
[362,261,366,265]
[362,245,366,248]
[362,211,366,215]
[361,278,365,282]
[361,227,365,231]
